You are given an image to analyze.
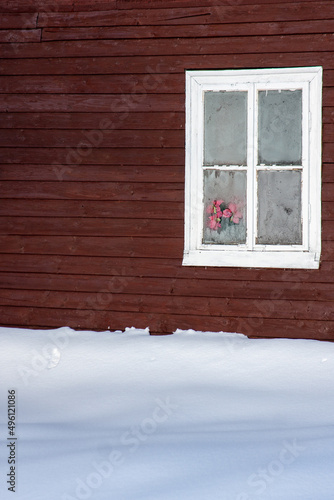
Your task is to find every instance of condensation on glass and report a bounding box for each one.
[204,91,248,166]
[257,170,302,245]
[258,90,302,166]
[203,170,247,244]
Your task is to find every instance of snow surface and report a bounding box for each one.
[1,326,334,500]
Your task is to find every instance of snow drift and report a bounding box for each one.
[1,326,334,500]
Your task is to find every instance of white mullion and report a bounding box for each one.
[247,84,256,251]
[301,82,310,250]
[203,165,247,170]
[197,85,205,250]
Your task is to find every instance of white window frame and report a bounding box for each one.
[183,67,322,269]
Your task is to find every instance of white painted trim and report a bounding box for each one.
[183,67,322,269]
[183,250,320,269]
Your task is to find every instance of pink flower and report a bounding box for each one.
[228,202,243,224]
[207,201,223,230]
[223,208,232,218]
[208,216,221,230]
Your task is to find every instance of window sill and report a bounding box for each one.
[182,250,320,269]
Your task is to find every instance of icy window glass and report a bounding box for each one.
[258,90,302,166]
[257,170,302,245]
[203,169,247,244]
[204,91,247,166]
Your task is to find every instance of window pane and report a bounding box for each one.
[203,170,247,244]
[258,90,302,165]
[257,170,302,245]
[204,91,247,166]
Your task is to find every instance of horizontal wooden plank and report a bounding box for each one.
[0,0,117,12]
[36,3,334,28]
[0,94,184,112]
[0,217,183,237]
[0,164,184,182]
[41,20,334,41]
[0,271,333,301]
[324,107,334,123]
[0,147,184,165]
[323,125,334,143]
[0,29,41,42]
[324,202,334,220]
[117,0,322,10]
[3,34,334,59]
[0,74,183,93]
[1,53,333,75]
[0,305,333,340]
[0,0,322,13]
[0,289,332,322]
[0,181,184,201]
[323,166,334,184]
[0,236,183,259]
[0,112,184,130]
[323,222,334,241]
[0,200,184,219]
[322,183,334,202]
[0,13,37,29]
[323,144,334,164]
[1,254,333,283]
[0,129,184,148]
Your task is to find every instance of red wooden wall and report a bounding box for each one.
[0,0,333,339]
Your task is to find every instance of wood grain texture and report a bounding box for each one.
[0,217,182,238]
[0,305,333,339]
[0,254,333,282]
[0,181,183,202]
[41,21,334,41]
[3,34,334,59]
[0,290,333,321]
[0,0,322,13]
[116,0,323,10]
[0,164,184,182]
[1,53,333,76]
[0,29,41,42]
[1,272,334,301]
[0,112,184,130]
[0,13,37,29]
[0,0,333,339]
[0,129,184,147]
[0,199,184,219]
[0,147,184,165]
[36,3,334,28]
[0,74,183,93]
[0,0,117,12]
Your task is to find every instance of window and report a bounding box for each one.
[183,67,322,269]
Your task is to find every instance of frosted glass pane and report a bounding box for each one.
[204,91,247,166]
[203,170,246,244]
[258,90,302,165]
[257,170,302,245]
